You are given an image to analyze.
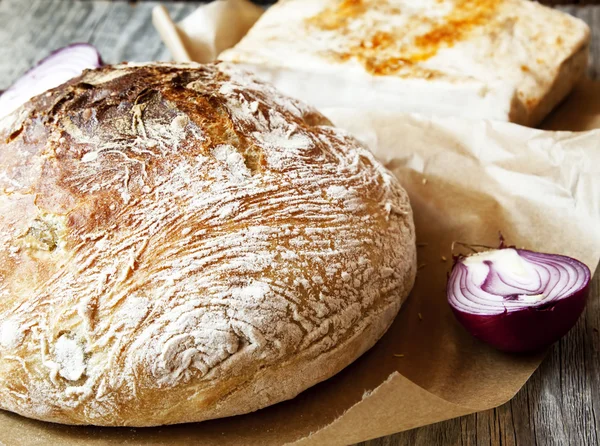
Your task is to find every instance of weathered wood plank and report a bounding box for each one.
[0,2,598,446]
[0,0,200,89]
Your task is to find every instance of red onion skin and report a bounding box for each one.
[451,278,589,353]
[4,43,103,94]
[0,43,102,118]
[36,43,103,67]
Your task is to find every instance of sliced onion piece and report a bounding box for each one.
[0,43,103,118]
[447,248,591,353]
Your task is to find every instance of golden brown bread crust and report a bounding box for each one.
[0,62,416,426]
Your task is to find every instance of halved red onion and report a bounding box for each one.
[447,248,591,353]
[0,43,103,118]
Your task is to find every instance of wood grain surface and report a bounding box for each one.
[0,1,598,445]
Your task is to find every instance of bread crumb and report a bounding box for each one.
[418,312,423,321]
[393,353,405,358]
[441,255,447,262]
[422,178,427,185]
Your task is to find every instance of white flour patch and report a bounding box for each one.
[54,336,86,381]
[0,318,22,349]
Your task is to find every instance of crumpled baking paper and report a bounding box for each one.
[152,0,263,63]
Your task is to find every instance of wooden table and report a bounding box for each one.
[0,1,598,445]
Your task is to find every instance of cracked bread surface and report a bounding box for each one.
[0,62,416,426]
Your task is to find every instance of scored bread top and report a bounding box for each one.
[0,63,415,426]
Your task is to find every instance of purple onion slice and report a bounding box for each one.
[447,248,591,353]
[0,43,103,118]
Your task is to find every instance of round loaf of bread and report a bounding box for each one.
[0,62,416,426]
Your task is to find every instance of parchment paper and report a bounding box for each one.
[1,4,600,446]
[152,0,263,63]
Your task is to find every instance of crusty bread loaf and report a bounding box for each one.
[220,0,590,127]
[0,62,416,426]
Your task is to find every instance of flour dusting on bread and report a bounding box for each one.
[0,63,416,426]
